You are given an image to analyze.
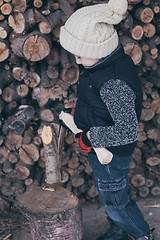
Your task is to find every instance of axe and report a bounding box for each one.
[59,111,113,165]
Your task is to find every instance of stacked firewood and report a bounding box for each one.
[0,0,160,213]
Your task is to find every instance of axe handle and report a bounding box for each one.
[59,111,113,165]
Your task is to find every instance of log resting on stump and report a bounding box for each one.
[16,125,82,239]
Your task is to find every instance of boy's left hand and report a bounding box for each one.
[79,131,92,154]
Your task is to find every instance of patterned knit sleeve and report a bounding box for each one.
[89,79,139,148]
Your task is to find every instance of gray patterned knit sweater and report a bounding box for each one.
[89,78,139,148]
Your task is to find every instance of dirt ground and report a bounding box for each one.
[1,197,159,240]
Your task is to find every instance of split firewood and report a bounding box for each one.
[15,161,32,180]
[41,125,61,184]
[19,143,39,165]
[0,20,12,39]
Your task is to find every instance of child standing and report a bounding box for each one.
[59,0,154,239]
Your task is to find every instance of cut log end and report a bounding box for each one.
[41,126,53,146]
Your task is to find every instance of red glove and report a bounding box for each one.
[79,131,92,154]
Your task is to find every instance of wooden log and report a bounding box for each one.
[52,20,64,41]
[138,186,149,198]
[40,109,54,122]
[2,160,13,173]
[15,161,32,180]
[0,97,4,114]
[12,66,25,81]
[143,51,154,67]
[151,185,160,196]
[19,143,39,165]
[9,105,35,134]
[23,128,34,144]
[46,46,60,66]
[128,0,142,3]
[143,23,156,38]
[32,79,69,107]
[68,156,80,169]
[131,24,143,40]
[38,10,61,34]
[135,6,154,23]
[17,184,82,240]
[8,13,25,34]
[0,3,12,15]
[59,0,74,22]
[0,20,12,39]
[140,40,149,52]
[12,0,27,13]
[0,146,9,163]
[140,108,155,121]
[132,147,142,164]
[41,125,61,184]
[150,1,160,14]
[33,0,43,8]
[0,39,10,62]
[146,38,158,55]
[11,30,52,61]
[2,86,19,103]
[146,156,160,166]
[131,173,146,187]
[60,48,72,69]
[120,36,142,65]
[5,131,23,150]
[8,152,18,163]
[4,101,17,115]
[71,175,85,188]
[47,65,59,81]
[16,84,29,98]
[12,180,25,197]
[61,63,79,85]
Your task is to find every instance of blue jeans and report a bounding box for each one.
[88,153,150,239]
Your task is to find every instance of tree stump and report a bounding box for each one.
[17,184,83,240]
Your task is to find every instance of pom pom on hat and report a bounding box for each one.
[108,0,128,17]
[60,0,128,59]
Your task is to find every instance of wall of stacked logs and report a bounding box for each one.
[0,0,160,214]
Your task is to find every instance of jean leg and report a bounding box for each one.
[88,153,150,239]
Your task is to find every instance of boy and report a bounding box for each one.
[59,0,154,239]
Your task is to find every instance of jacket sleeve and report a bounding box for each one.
[89,79,139,148]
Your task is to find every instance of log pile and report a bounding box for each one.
[0,0,160,214]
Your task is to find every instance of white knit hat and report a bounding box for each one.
[60,0,128,59]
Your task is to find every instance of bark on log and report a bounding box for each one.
[41,125,61,184]
[11,30,52,61]
[17,185,83,240]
